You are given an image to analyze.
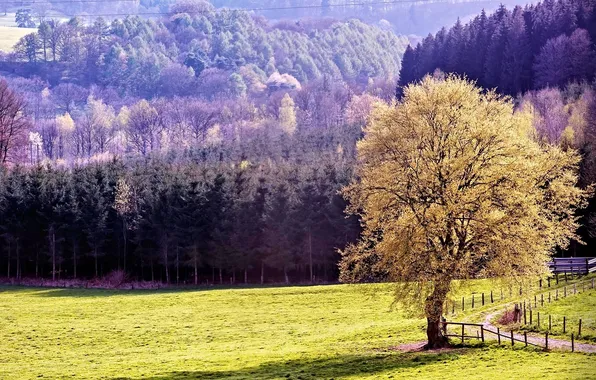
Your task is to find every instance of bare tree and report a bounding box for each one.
[0,80,31,164]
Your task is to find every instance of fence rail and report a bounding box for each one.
[547,257,596,274]
[441,321,547,350]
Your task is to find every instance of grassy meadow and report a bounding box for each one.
[0,25,32,52]
[0,282,594,380]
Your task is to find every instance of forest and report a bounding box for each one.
[0,0,595,284]
[1,0,532,35]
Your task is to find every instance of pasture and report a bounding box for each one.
[0,25,32,52]
[0,282,594,379]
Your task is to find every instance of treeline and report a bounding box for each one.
[0,73,387,164]
[0,134,360,284]
[3,4,407,97]
[399,0,596,95]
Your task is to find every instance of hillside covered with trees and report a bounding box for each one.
[0,0,594,285]
[2,5,407,97]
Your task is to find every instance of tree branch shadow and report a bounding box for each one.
[110,351,461,380]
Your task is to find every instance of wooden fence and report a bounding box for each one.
[441,321,548,350]
[547,257,596,275]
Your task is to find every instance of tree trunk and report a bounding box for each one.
[150,259,154,282]
[176,246,179,285]
[6,240,11,279]
[122,223,127,273]
[72,242,77,279]
[260,261,264,285]
[219,267,222,284]
[163,243,170,284]
[16,239,20,280]
[94,247,98,278]
[35,249,39,278]
[50,229,56,281]
[424,281,451,349]
[244,268,248,284]
[194,256,198,286]
[284,265,289,284]
[308,228,313,283]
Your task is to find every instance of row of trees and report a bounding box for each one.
[0,73,389,164]
[399,0,596,95]
[0,143,359,283]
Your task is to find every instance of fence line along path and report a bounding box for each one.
[480,310,596,353]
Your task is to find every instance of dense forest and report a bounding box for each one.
[0,0,531,35]
[398,0,596,94]
[1,5,407,96]
[0,0,595,285]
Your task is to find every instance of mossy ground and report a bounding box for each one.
[0,283,594,379]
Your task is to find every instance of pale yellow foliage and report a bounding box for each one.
[341,76,587,324]
[278,93,297,135]
[56,112,75,135]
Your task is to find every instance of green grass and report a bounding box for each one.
[520,286,596,342]
[0,25,33,52]
[0,283,594,380]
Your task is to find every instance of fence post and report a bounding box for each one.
[563,316,566,333]
[579,319,582,336]
[519,287,522,296]
[491,290,494,303]
[539,278,543,288]
[461,324,465,344]
[541,293,544,307]
[549,292,551,303]
[592,278,594,289]
[573,283,576,295]
[538,312,540,328]
[482,293,485,306]
[472,294,475,308]
[530,309,533,325]
[571,333,574,352]
[556,274,559,285]
[524,302,527,325]
[497,327,501,345]
[549,315,552,330]
[481,326,484,343]
[564,286,567,297]
[545,331,549,351]
[524,331,528,347]
[534,295,537,308]
[548,277,551,287]
[586,258,590,275]
[556,289,558,300]
[452,302,455,315]
[511,330,514,346]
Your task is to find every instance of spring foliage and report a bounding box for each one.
[340,76,588,345]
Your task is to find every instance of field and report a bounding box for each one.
[0,25,32,52]
[0,283,594,380]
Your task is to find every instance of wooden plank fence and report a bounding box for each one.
[547,257,596,275]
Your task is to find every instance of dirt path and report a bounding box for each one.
[482,310,596,353]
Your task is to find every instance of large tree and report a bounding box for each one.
[340,76,588,349]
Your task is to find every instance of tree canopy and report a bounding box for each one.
[340,76,588,348]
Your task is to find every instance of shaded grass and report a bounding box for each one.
[0,283,594,379]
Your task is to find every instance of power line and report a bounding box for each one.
[1,0,484,13]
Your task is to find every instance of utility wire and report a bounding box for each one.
[1,0,482,11]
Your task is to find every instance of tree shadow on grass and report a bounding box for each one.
[12,283,340,298]
[110,351,462,380]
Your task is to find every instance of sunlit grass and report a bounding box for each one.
[0,282,594,379]
[0,25,32,52]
